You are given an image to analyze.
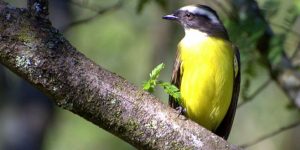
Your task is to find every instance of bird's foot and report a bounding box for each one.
[175,106,186,117]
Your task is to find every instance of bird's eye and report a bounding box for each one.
[185,13,194,19]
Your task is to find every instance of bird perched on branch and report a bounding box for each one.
[163,4,240,139]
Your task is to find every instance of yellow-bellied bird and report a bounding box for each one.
[163,5,240,139]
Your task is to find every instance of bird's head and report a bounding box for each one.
[163,5,228,39]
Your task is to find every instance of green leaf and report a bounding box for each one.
[142,63,181,104]
[142,81,154,92]
[268,34,285,65]
[158,81,181,102]
[262,0,280,18]
[149,63,164,81]
[142,63,165,93]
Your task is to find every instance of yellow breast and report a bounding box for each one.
[179,29,234,131]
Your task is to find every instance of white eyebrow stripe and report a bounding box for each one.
[179,5,219,24]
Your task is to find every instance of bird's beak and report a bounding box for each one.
[162,14,178,20]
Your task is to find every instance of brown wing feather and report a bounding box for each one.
[169,50,182,108]
[215,46,241,140]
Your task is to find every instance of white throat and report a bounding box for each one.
[182,28,208,45]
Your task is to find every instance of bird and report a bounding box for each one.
[163,4,240,140]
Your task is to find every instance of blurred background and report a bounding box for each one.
[1,0,300,149]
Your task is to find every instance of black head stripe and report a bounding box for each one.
[179,5,220,24]
[195,5,220,19]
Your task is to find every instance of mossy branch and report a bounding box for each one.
[0,2,240,150]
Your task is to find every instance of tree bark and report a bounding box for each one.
[0,2,240,150]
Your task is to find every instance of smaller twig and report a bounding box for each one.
[273,75,300,109]
[270,21,300,38]
[291,42,300,60]
[240,120,300,148]
[238,79,272,108]
[61,0,123,32]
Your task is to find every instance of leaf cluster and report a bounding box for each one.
[143,63,181,102]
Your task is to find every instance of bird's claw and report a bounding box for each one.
[175,106,186,117]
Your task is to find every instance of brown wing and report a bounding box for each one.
[215,46,241,140]
[169,50,182,108]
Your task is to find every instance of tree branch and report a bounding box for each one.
[0,2,240,150]
[240,120,300,148]
[229,0,300,146]
[62,0,123,32]
[231,0,300,109]
[291,42,300,62]
[238,79,271,108]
